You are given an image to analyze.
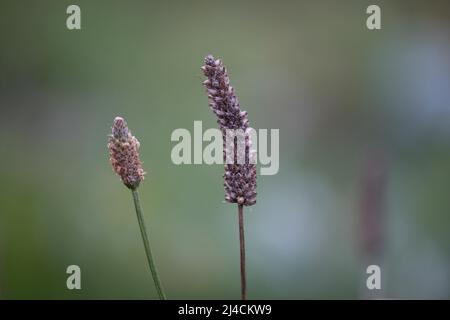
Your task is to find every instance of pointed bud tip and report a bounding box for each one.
[204,54,217,66]
[111,116,129,140]
[113,116,125,123]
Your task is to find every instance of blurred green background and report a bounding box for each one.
[0,0,449,299]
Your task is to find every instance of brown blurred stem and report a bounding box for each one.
[131,189,166,300]
[238,204,247,300]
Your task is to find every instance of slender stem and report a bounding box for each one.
[238,204,247,300]
[131,189,166,300]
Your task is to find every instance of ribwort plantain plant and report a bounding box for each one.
[201,55,257,300]
[108,116,166,300]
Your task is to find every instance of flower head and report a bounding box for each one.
[202,55,257,206]
[108,117,145,189]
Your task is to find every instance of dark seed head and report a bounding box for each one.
[202,55,257,206]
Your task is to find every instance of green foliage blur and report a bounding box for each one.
[0,0,449,299]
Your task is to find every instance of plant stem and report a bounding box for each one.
[238,204,246,300]
[131,189,166,300]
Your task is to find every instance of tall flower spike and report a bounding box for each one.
[202,55,257,206]
[108,117,145,189]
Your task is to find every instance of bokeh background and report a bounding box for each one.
[0,0,449,299]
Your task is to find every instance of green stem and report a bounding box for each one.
[131,189,166,300]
